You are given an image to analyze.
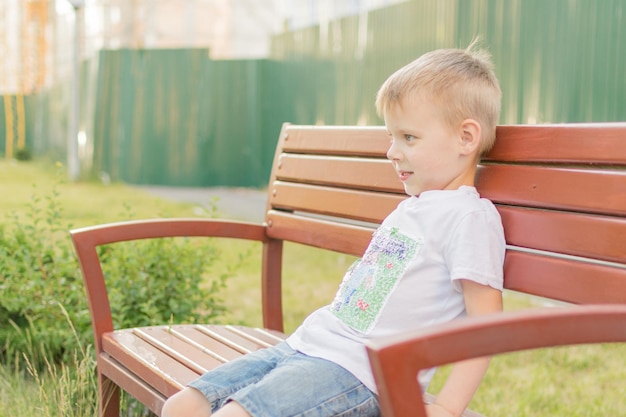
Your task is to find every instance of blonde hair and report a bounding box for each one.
[375,41,501,154]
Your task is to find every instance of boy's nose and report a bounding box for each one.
[386,141,401,161]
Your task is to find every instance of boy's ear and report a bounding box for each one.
[459,119,482,156]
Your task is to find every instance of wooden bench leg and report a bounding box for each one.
[98,373,120,417]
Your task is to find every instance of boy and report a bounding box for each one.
[163,43,505,417]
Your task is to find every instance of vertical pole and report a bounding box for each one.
[4,95,14,159]
[68,2,83,181]
[17,93,26,150]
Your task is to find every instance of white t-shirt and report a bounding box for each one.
[286,186,505,393]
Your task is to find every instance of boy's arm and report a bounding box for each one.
[426,280,503,417]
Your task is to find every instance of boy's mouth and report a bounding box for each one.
[398,170,413,181]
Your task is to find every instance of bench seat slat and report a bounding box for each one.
[477,164,626,216]
[98,353,168,414]
[104,325,289,401]
[195,325,272,353]
[222,325,280,348]
[231,326,288,345]
[277,154,401,193]
[271,181,405,223]
[504,251,626,304]
[168,326,253,362]
[133,327,223,373]
[498,206,626,264]
[102,331,195,396]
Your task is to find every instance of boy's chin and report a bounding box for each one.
[404,187,419,197]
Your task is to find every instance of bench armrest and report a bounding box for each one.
[366,304,626,417]
[70,218,268,354]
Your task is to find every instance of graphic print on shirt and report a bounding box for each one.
[330,225,422,333]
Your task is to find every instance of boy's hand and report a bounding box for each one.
[425,403,456,417]
[428,280,503,416]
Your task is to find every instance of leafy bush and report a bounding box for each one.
[0,183,87,366]
[0,176,233,369]
[14,147,33,161]
[99,232,227,330]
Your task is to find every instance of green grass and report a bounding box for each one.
[1,159,625,416]
[0,359,40,416]
[0,160,201,227]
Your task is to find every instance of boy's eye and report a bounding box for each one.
[404,134,417,142]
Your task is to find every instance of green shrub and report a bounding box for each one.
[99,233,227,330]
[14,147,33,161]
[0,175,233,369]
[0,182,86,366]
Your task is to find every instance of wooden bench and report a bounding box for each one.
[71,122,626,417]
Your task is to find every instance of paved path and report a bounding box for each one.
[138,186,268,222]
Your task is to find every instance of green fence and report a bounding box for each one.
[91,50,332,186]
[1,95,33,159]
[4,0,624,186]
[270,0,626,125]
[1,71,82,161]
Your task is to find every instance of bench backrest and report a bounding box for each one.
[260,123,626,330]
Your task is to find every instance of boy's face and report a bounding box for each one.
[384,95,476,196]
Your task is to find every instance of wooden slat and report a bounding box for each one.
[102,324,288,405]
[102,331,195,397]
[167,326,248,361]
[488,124,626,164]
[270,181,404,223]
[232,326,287,345]
[98,353,168,415]
[283,123,626,164]
[283,125,388,157]
[226,325,284,348]
[503,251,626,304]
[276,154,401,192]
[498,206,626,264]
[477,164,626,216]
[133,327,223,373]
[195,325,271,353]
[266,211,375,257]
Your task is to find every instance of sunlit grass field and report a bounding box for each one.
[1,159,624,416]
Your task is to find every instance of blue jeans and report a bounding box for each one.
[188,342,380,417]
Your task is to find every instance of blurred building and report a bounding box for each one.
[1,0,51,94]
[0,0,403,95]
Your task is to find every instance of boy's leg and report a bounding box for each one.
[163,341,380,417]
[162,342,293,417]
[227,348,380,417]
[214,402,253,417]
[162,387,213,417]
[162,389,252,417]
